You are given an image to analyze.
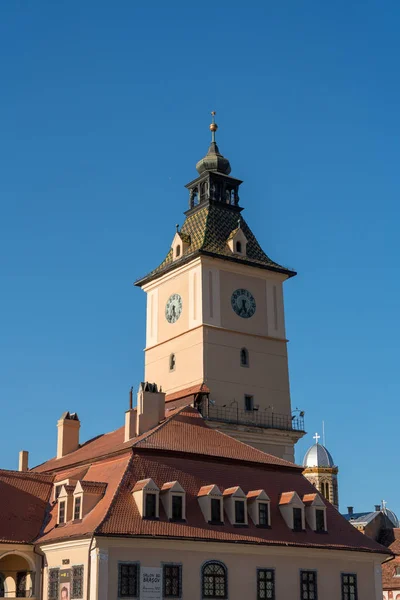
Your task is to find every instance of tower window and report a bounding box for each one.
[236,241,242,253]
[169,353,176,371]
[176,245,181,258]
[240,348,249,367]
[244,395,254,411]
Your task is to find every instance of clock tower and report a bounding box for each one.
[135,114,305,462]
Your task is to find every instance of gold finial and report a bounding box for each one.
[209,111,218,133]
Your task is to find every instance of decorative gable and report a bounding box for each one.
[279,491,305,531]
[73,480,107,520]
[247,489,270,527]
[171,230,191,261]
[223,486,247,525]
[132,478,160,519]
[303,493,327,532]
[160,481,186,521]
[57,484,74,524]
[198,484,223,524]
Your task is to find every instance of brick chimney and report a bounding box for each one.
[136,382,165,436]
[347,506,354,516]
[18,450,29,472]
[57,412,80,459]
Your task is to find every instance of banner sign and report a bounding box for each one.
[59,569,71,600]
[140,567,162,600]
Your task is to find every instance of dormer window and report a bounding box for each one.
[247,490,270,527]
[176,245,181,257]
[279,491,305,531]
[132,478,160,519]
[236,241,242,253]
[223,486,248,525]
[58,500,66,524]
[161,481,186,521]
[303,493,327,532]
[227,227,247,256]
[198,485,223,524]
[74,496,82,520]
[145,493,157,518]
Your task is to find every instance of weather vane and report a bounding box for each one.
[210,111,218,142]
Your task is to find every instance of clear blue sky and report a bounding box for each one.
[1,1,399,517]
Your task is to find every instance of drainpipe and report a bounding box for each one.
[86,535,95,600]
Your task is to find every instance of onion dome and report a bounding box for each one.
[196,112,231,175]
[384,508,399,528]
[303,434,335,468]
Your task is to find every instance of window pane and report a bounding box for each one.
[74,497,81,520]
[235,500,245,524]
[341,573,357,600]
[211,499,221,522]
[301,571,317,600]
[16,572,27,598]
[59,501,66,524]
[258,569,274,600]
[202,563,227,599]
[49,569,60,600]
[259,503,268,525]
[72,566,84,599]
[145,494,156,518]
[316,509,325,532]
[163,565,181,598]
[118,563,138,598]
[293,507,302,531]
[172,496,183,520]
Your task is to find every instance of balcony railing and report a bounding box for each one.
[199,401,305,433]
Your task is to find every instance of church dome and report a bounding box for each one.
[385,508,399,528]
[303,442,335,468]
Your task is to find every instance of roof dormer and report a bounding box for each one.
[171,229,190,261]
[160,481,186,521]
[73,480,107,521]
[247,489,271,527]
[57,484,74,524]
[223,486,247,525]
[303,493,327,532]
[279,491,305,532]
[227,222,248,257]
[132,478,160,519]
[198,484,223,524]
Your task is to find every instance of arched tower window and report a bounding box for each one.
[240,348,249,367]
[169,354,176,371]
[201,561,227,599]
[236,241,242,254]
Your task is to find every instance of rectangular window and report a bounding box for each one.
[293,507,303,531]
[172,495,183,521]
[163,564,182,598]
[59,501,66,524]
[74,497,82,520]
[259,503,269,526]
[257,569,275,600]
[234,500,245,524]
[145,493,156,518]
[48,569,60,600]
[210,498,221,522]
[315,509,325,532]
[55,485,62,500]
[118,563,139,598]
[16,572,27,598]
[244,395,254,411]
[71,566,84,599]
[301,571,317,600]
[341,573,357,600]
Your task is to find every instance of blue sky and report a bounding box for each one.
[1,1,399,516]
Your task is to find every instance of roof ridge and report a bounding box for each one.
[132,405,189,448]
[0,469,54,481]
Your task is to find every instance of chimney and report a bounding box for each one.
[375,504,381,512]
[57,412,80,459]
[136,382,166,436]
[347,506,354,516]
[124,387,137,443]
[18,450,29,472]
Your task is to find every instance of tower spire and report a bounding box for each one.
[195,111,231,176]
[210,111,218,144]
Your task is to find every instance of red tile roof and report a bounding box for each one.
[382,529,400,589]
[247,489,265,499]
[303,493,318,505]
[198,485,220,497]
[223,486,242,497]
[0,470,53,543]
[279,491,296,505]
[165,384,210,404]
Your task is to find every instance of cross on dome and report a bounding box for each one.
[313,432,321,444]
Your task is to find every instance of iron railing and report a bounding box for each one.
[199,401,305,432]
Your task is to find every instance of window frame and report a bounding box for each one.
[16,571,27,598]
[73,496,82,521]
[71,565,84,600]
[244,394,254,412]
[258,502,270,527]
[169,353,176,372]
[58,500,66,524]
[293,507,303,531]
[162,563,182,598]
[48,568,60,600]
[210,498,222,524]
[315,508,325,532]
[171,495,183,521]
[300,570,317,600]
[201,560,228,599]
[144,492,157,519]
[234,499,246,524]
[257,568,275,600]
[240,348,249,368]
[341,573,357,600]
[118,562,139,599]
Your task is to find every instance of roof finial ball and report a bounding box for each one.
[210,111,218,142]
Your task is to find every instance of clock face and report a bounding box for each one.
[231,288,256,319]
[165,293,183,324]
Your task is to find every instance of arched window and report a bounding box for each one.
[169,354,176,371]
[202,561,227,599]
[321,481,330,501]
[230,189,235,204]
[193,190,199,206]
[236,241,242,254]
[240,348,249,367]
[176,245,181,258]
[0,574,5,598]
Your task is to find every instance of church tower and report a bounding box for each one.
[135,114,305,462]
[302,433,339,509]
